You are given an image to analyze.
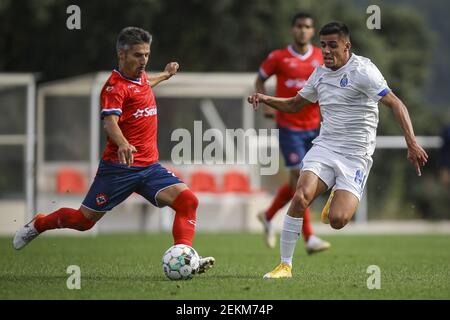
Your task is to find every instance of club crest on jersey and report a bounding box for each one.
[95,193,108,206]
[340,73,349,87]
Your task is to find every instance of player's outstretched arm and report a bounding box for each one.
[148,62,179,87]
[103,115,137,166]
[381,91,429,176]
[247,93,311,113]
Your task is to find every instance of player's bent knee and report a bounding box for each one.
[329,215,349,230]
[183,190,198,210]
[292,191,310,211]
[72,213,96,231]
[172,189,198,212]
[76,219,96,231]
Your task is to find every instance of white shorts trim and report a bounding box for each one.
[154,182,186,208]
[333,187,362,202]
[301,168,332,191]
[81,204,107,213]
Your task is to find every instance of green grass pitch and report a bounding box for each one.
[1,233,449,299]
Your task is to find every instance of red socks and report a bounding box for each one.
[265,183,314,241]
[302,207,313,241]
[171,189,198,247]
[265,183,295,221]
[34,189,198,247]
[34,208,96,233]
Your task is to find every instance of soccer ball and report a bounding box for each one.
[162,244,200,280]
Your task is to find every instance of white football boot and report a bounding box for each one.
[195,256,215,274]
[306,235,331,255]
[257,211,276,249]
[13,214,44,250]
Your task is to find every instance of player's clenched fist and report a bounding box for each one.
[118,143,137,167]
[165,62,179,76]
[247,93,263,110]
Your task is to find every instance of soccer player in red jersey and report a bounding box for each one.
[256,13,330,253]
[13,27,214,274]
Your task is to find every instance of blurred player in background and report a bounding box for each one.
[14,27,214,275]
[248,21,428,278]
[255,12,330,253]
[439,124,450,187]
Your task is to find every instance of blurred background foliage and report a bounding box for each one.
[1,0,448,128]
[0,0,448,218]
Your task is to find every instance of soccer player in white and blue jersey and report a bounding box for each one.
[248,22,428,279]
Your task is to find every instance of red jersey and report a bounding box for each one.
[100,69,158,166]
[259,45,323,130]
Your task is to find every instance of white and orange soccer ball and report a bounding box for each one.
[162,244,200,280]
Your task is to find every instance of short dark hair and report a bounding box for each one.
[319,21,350,39]
[291,12,313,26]
[116,26,152,52]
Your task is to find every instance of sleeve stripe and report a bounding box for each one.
[258,67,269,80]
[101,110,122,118]
[101,108,122,114]
[101,110,122,115]
[377,88,390,97]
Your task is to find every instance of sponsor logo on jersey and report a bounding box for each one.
[340,73,349,87]
[133,106,157,118]
[285,79,306,89]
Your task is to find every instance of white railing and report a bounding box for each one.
[355,135,444,223]
[0,74,36,223]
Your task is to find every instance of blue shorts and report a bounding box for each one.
[82,160,183,212]
[278,127,319,169]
